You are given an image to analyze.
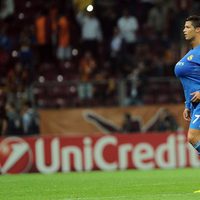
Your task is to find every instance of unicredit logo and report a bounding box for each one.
[0,137,33,174]
[0,134,200,174]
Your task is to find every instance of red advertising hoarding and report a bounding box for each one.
[0,132,200,174]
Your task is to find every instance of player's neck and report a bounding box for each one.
[191,37,200,48]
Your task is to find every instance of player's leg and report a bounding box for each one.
[188,128,200,154]
[188,104,200,153]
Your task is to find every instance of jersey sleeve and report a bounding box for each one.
[185,101,190,110]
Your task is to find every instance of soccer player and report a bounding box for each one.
[175,15,200,154]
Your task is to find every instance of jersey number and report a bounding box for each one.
[192,115,200,124]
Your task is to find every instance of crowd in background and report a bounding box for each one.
[0,0,199,136]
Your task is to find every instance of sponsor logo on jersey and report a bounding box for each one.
[176,61,184,66]
[187,55,194,61]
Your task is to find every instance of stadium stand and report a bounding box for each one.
[0,0,199,110]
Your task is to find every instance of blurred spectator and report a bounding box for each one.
[139,0,155,24]
[117,8,139,54]
[163,43,180,76]
[76,10,103,57]
[144,108,179,132]
[0,0,194,108]
[0,108,7,136]
[175,0,192,12]
[109,26,124,75]
[125,63,145,105]
[0,0,14,19]
[78,51,97,101]
[57,14,72,61]
[6,62,30,93]
[92,70,112,105]
[121,113,141,133]
[106,78,117,100]
[0,47,10,69]
[155,109,179,132]
[79,51,97,81]
[0,25,12,52]
[147,0,168,36]
[163,7,180,42]
[35,9,53,64]
[21,101,40,135]
[5,102,24,136]
[6,62,31,109]
[19,27,34,68]
[49,4,59,48]
[110,26,123,59]
[191,0,200,14]
[98,6,118,43]
[0,90,7,136]
[84,111,141,134]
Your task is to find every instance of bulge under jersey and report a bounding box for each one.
[174,45,200,110]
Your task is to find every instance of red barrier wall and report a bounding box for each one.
[0,132,199,174]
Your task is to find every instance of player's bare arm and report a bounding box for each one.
[183,108,191,121]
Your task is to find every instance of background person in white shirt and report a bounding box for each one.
[117,8,139,54]
[76,10,103,57]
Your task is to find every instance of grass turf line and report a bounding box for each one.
[0,168,200,200]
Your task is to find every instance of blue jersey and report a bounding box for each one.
[174,45,200,110]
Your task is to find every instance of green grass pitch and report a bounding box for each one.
[1,168,200,200]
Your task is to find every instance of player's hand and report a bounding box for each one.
[191,91,200,102]
[183,108,191,121]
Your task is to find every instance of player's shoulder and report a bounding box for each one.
[192,45,200,53]
[185,49,200,63]
[187,48,200,58]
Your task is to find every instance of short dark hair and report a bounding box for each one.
[186,15,200,28]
